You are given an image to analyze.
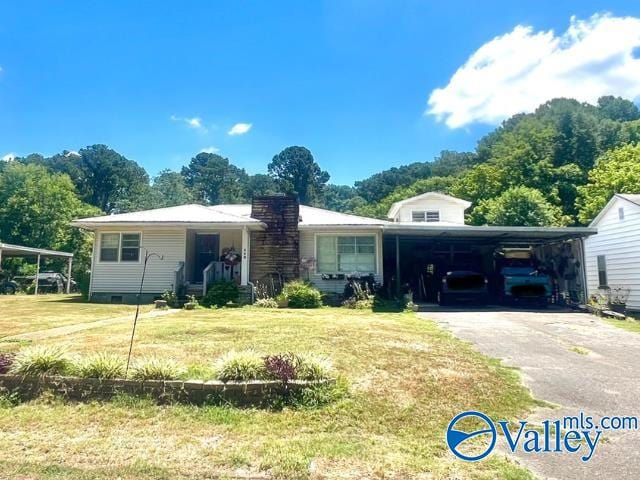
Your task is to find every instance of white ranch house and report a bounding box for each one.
[72,193,595,304]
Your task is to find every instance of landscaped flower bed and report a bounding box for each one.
[0,347,335,406]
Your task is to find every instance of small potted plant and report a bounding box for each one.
[183,294,199,310]
[276,292,289,308]
[607,286,630,315]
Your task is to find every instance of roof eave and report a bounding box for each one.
[71,221,265,230]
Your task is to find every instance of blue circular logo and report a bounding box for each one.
[446,411,497,461]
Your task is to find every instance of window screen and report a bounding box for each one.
[121,233,141,262]
[317,235,376,273]
[100,233,120,262]
[597,255,608,287]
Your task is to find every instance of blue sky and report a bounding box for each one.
[1,1,639,185]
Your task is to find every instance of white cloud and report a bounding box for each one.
[171,115,208,133]
[427,14,640,128]
[64,150,80,157]
[228,122,252,135]
[2,152,16,162]
[199,146,220,154]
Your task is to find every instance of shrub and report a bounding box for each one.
[296,353,333,381]
[131,357,184,380]
[282,281,322,308]
[202,280,239,308]
[75,269,91,301]
[342,297,374,309]
[0,353,15,374]
[10,345,71,376]
[161,290,180,308]
[264,353,298,384]
[214,350,266,382]
[75,353,125,379]
[254,297,278,308]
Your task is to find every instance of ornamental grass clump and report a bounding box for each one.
[131,357,184,380]
[10,345,71,376]
[254,298,279,309]
[296,353,333,381]
[75,353,126,379]
[214,350,267,382]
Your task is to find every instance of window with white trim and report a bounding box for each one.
[412,210,440,222]
[316,235,376,273]
[99,233,141,262]
[121,233,141,262]
[99,233,120,262]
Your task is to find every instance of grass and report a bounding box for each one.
[605,317,640,334]
[0,305,538,479]
[569,345,590,355]
[0,294,152,338]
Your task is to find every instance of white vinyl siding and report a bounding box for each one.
[299,229,383,293]
[585,197,640,312]
[395,196,466,224]
[91,228,186,296]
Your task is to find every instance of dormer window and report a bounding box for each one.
[412,210,440,222]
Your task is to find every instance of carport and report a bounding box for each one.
[383,225,596,304]
[0,242,74,294]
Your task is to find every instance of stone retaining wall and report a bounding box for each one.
[0,374,333,406]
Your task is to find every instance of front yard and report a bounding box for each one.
[0,297,537,479]
[0,295,151,338]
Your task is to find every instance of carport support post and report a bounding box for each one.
[395,235,401,298]
[35,254,41,295]
[66,257,73,294]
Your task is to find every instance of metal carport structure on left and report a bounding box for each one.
[0,242,74,294]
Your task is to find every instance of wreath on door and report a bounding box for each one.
[221,247,241,266]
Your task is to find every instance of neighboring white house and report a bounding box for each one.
[584,194,640,313]
[387,192,471,225]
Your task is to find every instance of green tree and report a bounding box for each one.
[355,176,456,219]
[150,170,194,207]
[246,174,279,197]
[470,186,569,226]
[597,96,640,122]
[576,144,640,224]
[181,152,249,204]
[20,145,151,213]
[0,163,100,270]
[268,146,329,205]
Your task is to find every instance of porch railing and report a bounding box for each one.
[203,261,241,296]
[173,261,185,294]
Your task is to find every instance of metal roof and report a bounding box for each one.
[213,204,390,227]
[382,224,596,241]
[0,242,73,258]
[71,204,264,229]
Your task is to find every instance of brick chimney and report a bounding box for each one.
[249,195,300,283]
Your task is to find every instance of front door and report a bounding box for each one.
[194,234,219,282]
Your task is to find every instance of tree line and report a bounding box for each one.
[1,95,640,273]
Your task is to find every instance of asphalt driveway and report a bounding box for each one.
[420,307,640,479]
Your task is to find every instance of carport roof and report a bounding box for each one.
[0,242,73,258]
[382,224,596,242]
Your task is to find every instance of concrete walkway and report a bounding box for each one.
[420,307,640,480]
[4,308,178,341]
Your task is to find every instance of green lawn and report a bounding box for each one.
[0,294,152,338]
[0,304,537,479]
[606,317,640,334]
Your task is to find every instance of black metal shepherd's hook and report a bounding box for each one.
[125,249,164,377]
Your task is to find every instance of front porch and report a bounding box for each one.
[174,227,251,297]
